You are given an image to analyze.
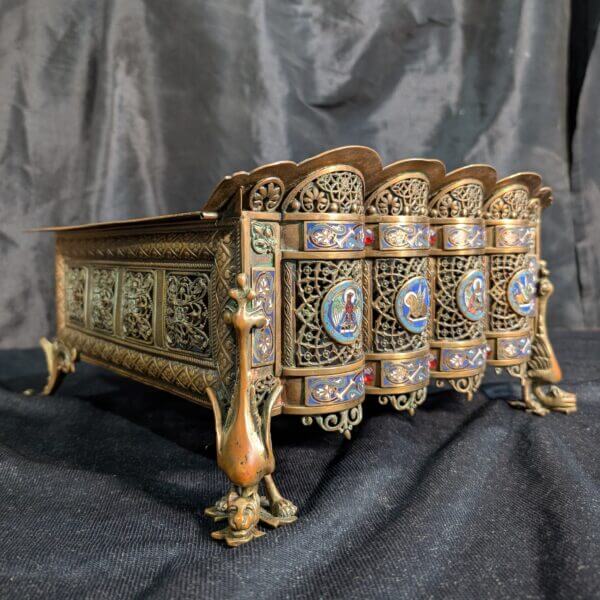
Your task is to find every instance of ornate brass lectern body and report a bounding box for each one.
[30,146,576,546]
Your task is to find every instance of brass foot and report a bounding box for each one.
[263,474,298,523]
[25,337,78,396]
[506,262,577,417]
[506,364,576,417]
[532,384,577,415]
[205,485,264,547]
[205,478,297,547]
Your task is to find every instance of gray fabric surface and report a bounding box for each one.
[0,330,598,599]
[1,0,599,348]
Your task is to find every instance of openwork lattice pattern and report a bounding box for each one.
[122,270,155,343]
[295,260,363,366]
[430,183,483,218]
[372,257,429,352]
[285,171,364,214]
[253,372,279,411]
[165,272,211,355]
[489,254,529,331]
[367,177,429,216]
[485,188,529,219]
[435,255,485,340]
[65,265,87,325]
[90,268,117,333]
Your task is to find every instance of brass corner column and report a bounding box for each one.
[427,165,497,400]
[363,159,444,414]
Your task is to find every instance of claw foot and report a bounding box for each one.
[508,399,550,417]
[265,496,298,523]
[533,384,577,415]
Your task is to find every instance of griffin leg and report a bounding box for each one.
[24,337,78,396]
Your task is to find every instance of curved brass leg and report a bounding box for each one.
[204,274,297,546]
[508,262,576,416]
[24,337,78,396]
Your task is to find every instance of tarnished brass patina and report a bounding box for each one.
[427,165,497,401]
[28,146,576,547]
[363,159,444,414]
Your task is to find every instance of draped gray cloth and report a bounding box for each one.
[1,0,599,347]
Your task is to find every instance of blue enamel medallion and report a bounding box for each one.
[321,279,363,345]
[394,276,430,333]
[456,270,486,322]
[507,269,536,316]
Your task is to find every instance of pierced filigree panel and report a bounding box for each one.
[121,270,155,343]
[284,170,364,214]
[248,177,284,212]
[165,271,211,355]
[372,258,429,353]
[366,177,429,216]
[253,372,279,411]
[489,254,529,331]
[90,268,117,333]
[430,183,483,218]
[295,260,363,366]
[65,265,87,325]
[434,255,485,340]
[485,188,529,219]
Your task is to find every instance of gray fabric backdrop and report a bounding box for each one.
[1,0,599,348]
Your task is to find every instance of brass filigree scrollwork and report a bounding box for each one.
[302,405,363,440]
[65,265,87,325]
[435,256,485,340]
[121,270,155,343]
[248,177,285,212]
[429,183,484,218]
[165,272,211,354]
[378,388,427,415]
[436,373,484,401]
[366,177,429,216]
[90,268,117,333]
[250,222,276,255]
[484,187,529,219]
[283,169,364,214]
[488,254,530,331]
[372,258,429,353]
[295,260,363,367]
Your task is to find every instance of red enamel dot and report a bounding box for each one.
[428,354,438,371]
[429,228,437,247]
[363,367,375,385]
[486,346,493,358]
[364,228,375,246]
